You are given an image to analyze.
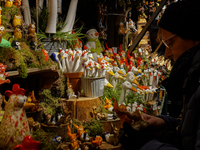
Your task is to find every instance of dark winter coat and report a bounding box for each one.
[141,43,200,150]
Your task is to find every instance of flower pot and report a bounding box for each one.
[81,77,105,97]
[64,72,84,95]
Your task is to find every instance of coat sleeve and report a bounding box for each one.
[141,139,179,150]
[157,115,178,130]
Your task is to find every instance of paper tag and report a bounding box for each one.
[152,103,158,110]
[100,80,104,90]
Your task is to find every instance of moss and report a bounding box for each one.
[83,119,104,137]
[40,89,61,115]
[101,77,123,102]
[2,32,12,41]
[71,118,104,137]
[1,5,21,28]
[32,129,58,150]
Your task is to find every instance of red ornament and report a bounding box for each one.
[5,84,25,97]
[42,49,49,61]
[14,135,41,150]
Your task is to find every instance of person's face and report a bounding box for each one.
[159,28,199,61]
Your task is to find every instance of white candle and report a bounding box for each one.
[22,0,31,26]
[61,0,78,33]
[45,0,57,33]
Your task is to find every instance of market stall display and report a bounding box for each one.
[0,0,173,149]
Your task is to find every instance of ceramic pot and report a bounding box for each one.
[81,77,105,97]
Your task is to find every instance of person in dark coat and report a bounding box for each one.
[119,0,200,149]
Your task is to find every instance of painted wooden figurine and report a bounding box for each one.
[66,123,80,150]
[5,0,13,7]
[0,25,5,43]
[14,27,22,39]
[85,29,103,61]
[13,0,22,8]
[73,123,90,141]
[12,15,22,28]
[0,63,10,85]
[0,84,30,150]
[12,40,21,50]
[91,135,103,149]
[104,96,114,112]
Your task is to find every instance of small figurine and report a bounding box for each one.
[66,123,80,150]
[91,136,103,149]
[0,63,10,85]
[28,23,36,36]
[0,94,3,121]
[92,106,97,118]
[12,40,21,50]
[12,15,22,28]
[0,25,5,43]
[52,136,62,143]
[85,29,103,61]
[118,22,125,35]
[27,117,41,131]
[42,49,48,61]
[5,0,13,7]
[13,135,41,150]
[14,27,22,39]
[74,123,90,141]
[0,84,30,150]
[30,41,37,50]
[13,0,21,8]
[23,95,36,111]
[104,97,113,112]
[111,123,120,146]
[112,97,148,131]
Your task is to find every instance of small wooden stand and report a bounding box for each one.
[101,119,121,133]
[61,97,101,122]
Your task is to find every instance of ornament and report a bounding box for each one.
[85,29,103,61]
[91,136,102,149]
[14,135,40,150]
[14,27,22,39]
[5,0,13,7]
[74,124,90,141]
[0,63,10,85]
[66,123,80,150]
[0,25,5,43]
[118,22,125,34]
[28,23,36,35]
[11,40,21,50]
[12,15,22,28]
[13,0,21,8]
[42,49,49,61]
[0,84,30,150]
[104,96,114,112]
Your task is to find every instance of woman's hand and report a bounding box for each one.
[142,113,168,136]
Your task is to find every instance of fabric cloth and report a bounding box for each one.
[158,0,200,41]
